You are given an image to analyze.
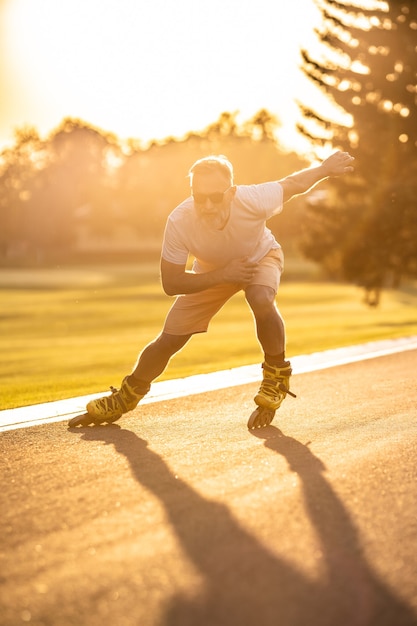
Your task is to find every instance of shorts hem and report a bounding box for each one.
[163,327,207,336]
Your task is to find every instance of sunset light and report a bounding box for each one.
[1,0,321,150]
[2,3,417,622]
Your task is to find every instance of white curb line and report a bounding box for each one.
[1,336,416,432]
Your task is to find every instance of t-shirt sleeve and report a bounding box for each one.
[237,182,283,219]
[161,216,189,265]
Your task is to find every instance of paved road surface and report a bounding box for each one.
[1,350,416,626]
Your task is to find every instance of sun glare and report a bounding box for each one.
[2,0,320,149]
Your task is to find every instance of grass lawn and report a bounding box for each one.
[1,262,417,410]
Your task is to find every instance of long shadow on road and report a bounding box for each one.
[78,425,416,626]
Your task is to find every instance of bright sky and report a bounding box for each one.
[0,0,323,153]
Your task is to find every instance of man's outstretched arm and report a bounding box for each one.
[279,151,354,203]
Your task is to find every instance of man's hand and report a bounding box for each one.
[321,151,355,177]
[279,150,355,203]
[220,257,259,284]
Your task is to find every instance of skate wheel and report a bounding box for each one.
[68,413,95,427]
[247,407,276,429]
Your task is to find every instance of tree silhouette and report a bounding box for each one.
[0,127,46,261]
[297,0,417,304]
[0,119,121,262]
[45,118,121,242]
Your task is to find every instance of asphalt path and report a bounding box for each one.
[1,350,416,626]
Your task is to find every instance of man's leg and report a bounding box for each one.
[245,284,293,414]
[130,332,192,385]
[84,280,238,424]
[86,332,192,422]
[245,284,285,363]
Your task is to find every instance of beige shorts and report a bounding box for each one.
[163,248,284,336]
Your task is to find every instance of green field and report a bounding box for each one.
[1,262,417,410]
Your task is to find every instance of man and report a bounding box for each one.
[83,151,354,427]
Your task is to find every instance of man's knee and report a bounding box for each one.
[245,285,276,315]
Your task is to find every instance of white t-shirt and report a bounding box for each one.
[161,181,283,272]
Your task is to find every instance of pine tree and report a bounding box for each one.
[297,0,417,304]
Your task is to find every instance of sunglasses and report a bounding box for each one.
[192,187,231,205]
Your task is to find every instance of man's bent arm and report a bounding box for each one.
[160,257,259,296]
[279,151,354,203]
[160,259,224,296]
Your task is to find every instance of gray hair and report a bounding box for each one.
[188,155,234,185]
